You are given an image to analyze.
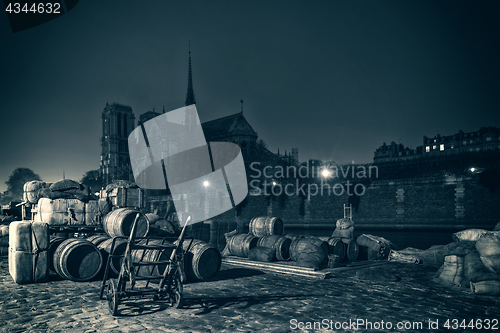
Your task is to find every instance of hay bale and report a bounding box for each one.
[476,234,500,273]
[439,255,464,286]
[470,280,500,296]
[452,229,498,242]
[463,251,499,285]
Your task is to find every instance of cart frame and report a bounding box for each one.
[99,214,192,315]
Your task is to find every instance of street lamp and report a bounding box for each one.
[321,168,331,178]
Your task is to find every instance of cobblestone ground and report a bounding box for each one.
[0,257,498,333]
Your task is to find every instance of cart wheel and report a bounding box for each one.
[169,275,183,308]
[173,274,183,294]
[107,279,119,315]
[169,289,183,309]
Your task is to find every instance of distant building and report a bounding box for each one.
[99,102,135,185]
[373,142,423,164]
[373,127,500,180]
[423,127,500,156]
[374,127,500,164]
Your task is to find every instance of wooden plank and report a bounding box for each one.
[222,257,332,279]
[223,256,394,279]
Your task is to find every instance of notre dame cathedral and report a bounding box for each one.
[99,49,265,187]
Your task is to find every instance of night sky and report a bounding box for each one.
[1,0,499,192]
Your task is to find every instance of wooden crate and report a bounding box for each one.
[101,187,144,209]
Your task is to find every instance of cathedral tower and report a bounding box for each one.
[99,102,135,185]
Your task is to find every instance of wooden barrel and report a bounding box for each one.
[249,217,284,237]
[342,238,359,261]
[53,239,103,281]
[257,235,292,261]
[327,237,346,262]
[49,237,67,271]
[131,239,174,282]
[227,234,258,257]
[98,238,128,275]
[103,208,149,238]
[86,234,109,247]
[289,236,329,263]
[183,239,221,281]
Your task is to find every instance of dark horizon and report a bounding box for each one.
[1,0,499,192]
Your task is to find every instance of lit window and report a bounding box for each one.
[451,145,454,149]
[440,144,444,151]
[463,140,467,145]
[433,145,437,150]
[486,137,492,142]
[426,146,430,152]
[470,139,473,144]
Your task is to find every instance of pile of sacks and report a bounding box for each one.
[24,179,96,204]
[331,218,354,239]
[390,226,500,296]
[438,229,500,296]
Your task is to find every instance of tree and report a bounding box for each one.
[80,169,104,193]
[1,167,42,204]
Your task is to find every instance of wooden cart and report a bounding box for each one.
[100,215,192,315]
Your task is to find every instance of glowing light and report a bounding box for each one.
[321,169,331,178]
[203,181,210,187]
[470,167,476,173]
[272,181,277,186]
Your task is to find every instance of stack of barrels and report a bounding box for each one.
[326,237,359,263]
[226,217,292,262]
[48,208,224,283]
[48,208,150,282]
[225,216,333,270]
[327,218,359,263]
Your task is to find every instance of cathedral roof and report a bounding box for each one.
[201,112,257,141]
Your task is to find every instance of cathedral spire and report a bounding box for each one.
[185,42,196,106]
